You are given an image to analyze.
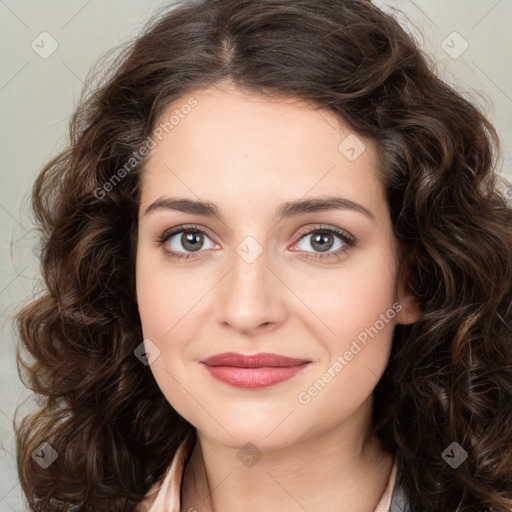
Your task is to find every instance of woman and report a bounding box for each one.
[14,0,512,511]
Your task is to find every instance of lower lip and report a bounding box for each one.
[202,363,311,389]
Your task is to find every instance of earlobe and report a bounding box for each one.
[395,291,422,325]
[395,260,422,325]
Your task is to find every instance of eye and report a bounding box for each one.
[156,225,218,260]
[156,223,356,262]
[291,224,355,260]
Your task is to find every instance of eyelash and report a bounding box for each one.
[155,223,356,262]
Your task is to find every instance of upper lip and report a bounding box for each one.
[200,352,311,368]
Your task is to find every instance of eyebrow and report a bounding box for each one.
[143,196,376,223]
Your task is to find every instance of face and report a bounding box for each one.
[135,81,419,451]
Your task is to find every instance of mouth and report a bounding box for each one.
[200,352,311,389]
[200,352,311,368]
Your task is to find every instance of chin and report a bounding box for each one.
[198,425,301,451]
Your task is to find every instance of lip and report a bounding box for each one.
[200,352,311,389]
[200,352,310,367]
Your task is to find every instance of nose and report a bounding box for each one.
[216,240,287,335]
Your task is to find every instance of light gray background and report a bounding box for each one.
[1,1,511,510]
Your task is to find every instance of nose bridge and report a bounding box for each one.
[218,234,283,332]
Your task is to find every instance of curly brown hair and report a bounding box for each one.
[14,0,512,510]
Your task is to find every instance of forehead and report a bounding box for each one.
[139,83,385,220]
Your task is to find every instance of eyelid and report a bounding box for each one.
[158,223,214,243]
[293,223,355,245]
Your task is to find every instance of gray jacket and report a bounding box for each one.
[389,464,412,512]
[389,483,412,512]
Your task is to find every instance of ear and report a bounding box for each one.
[394,257,422,325]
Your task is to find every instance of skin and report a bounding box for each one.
[135,79,421,512]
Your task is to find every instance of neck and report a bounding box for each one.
[180,401,394,512]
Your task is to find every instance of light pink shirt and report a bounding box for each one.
[140,435,399,512]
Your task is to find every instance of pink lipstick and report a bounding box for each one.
[200,352,311,389]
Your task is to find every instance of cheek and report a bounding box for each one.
[135,255,162,337]
[296,298,396,421]
[135,248,178,350]
[135,254,200,412]
[135,248,198,339]
[135,250,217,382]
[294,245,397,392]
[292,244,397,341]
